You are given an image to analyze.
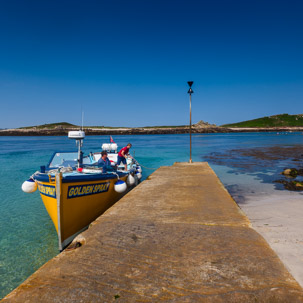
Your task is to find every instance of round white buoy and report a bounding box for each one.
[114,180,127,193]
[21,179,38,193]
[127,174,135,186]
[136,166,142,173]
[136,172,142,180]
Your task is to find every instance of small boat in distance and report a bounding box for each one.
[22,131,142,251]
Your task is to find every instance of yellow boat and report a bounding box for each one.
[22,131,142,251]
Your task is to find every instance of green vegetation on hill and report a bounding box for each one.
[17,115,303,130]
[222,114,303,128]
[20,122,78,129]
[19,122,189,130]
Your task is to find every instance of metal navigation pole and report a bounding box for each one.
[187,81,194,163]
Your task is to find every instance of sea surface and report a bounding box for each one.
[0,133,303,299]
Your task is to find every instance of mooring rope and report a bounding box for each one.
[130,156,157,170]
[137,164,157,170]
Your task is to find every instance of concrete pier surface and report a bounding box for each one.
[2,162,303,302]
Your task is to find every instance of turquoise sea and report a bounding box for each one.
[1,133,303,299]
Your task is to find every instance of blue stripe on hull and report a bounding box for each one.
[34,172,128,183]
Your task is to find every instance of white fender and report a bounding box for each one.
[22,179,38,193]
[136,166,142,173]
[114,180,127,193]
[134,174,139,185]
[127,174,135,186]
[136,171,142,180]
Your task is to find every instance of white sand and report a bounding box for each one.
[240,191,303,287]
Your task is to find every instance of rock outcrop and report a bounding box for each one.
[193,120,217,128]
[275,167,303,191]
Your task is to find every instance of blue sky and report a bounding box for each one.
[0,0,302,128]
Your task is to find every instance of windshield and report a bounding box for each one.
[48,152,78,168]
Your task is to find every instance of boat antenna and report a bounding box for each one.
[81,110,84,131]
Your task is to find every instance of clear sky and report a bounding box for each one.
[0,0,302,128]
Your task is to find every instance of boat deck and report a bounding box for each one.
[3,162,303,302]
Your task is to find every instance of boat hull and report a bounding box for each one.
[36,173,128,250]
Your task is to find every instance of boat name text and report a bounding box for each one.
[38,184,56,198]
[67,182,110,199]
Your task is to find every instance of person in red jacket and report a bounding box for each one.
[117,143,132,171]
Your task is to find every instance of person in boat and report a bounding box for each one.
[117,143,132,171]
[98,151,114,173]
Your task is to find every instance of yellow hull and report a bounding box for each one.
[36,175,128,250]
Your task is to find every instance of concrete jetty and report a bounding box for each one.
[2,162,303,302]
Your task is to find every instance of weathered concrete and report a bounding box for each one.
[2,162,303,302]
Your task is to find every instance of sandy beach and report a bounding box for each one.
[240,191,303,287]
[206,143,303,288]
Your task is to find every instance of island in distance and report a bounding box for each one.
[1,114,303,136]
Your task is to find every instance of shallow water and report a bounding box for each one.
[0,133,302,298]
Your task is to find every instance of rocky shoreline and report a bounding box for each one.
[0,127,230,136]
[1,126,303,136]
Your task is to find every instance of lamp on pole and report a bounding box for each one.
[187,81,194,163]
